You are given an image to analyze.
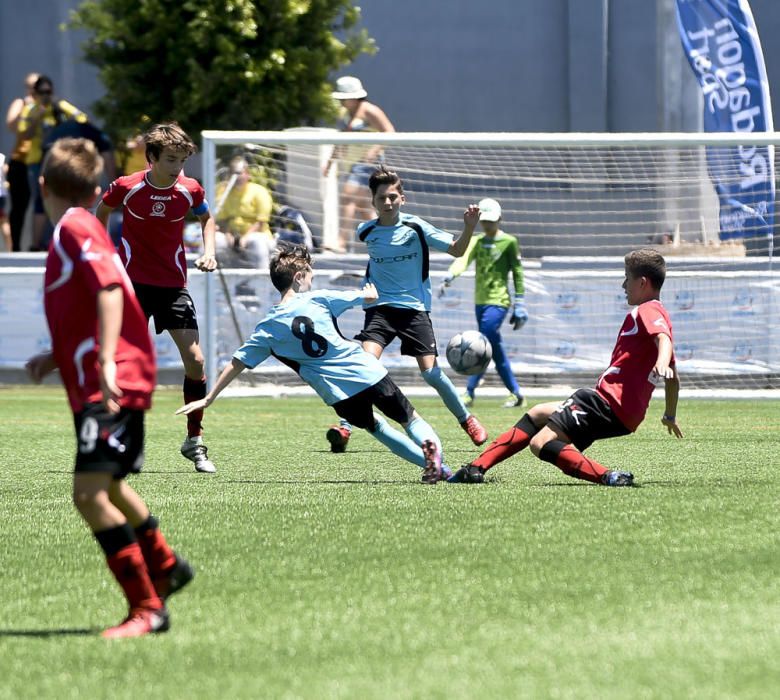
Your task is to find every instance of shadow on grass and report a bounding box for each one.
[224,478,419,486]
[0,628,99,638]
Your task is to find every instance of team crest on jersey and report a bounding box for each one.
[151,201,167,217]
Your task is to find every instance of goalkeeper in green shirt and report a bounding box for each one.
[439,198,527,408]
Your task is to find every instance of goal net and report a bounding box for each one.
[199,130,780,395]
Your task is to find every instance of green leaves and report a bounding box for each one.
[68,0,375,140]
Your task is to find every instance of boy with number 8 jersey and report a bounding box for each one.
[177,243,450,484]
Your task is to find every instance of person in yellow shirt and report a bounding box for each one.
[215,156,275,269]
[17,75,87,249]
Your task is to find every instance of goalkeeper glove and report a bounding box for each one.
[510,295,529,330]
[437,275,454,298]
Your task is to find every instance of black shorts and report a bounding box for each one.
[133,282,198,335]
[331,375,415,431]
[73,404,146,479]
[355,306,438,357]
[547,388,631,452]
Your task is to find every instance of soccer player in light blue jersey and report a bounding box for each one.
[176,244,448,484]
[327,166,488,454]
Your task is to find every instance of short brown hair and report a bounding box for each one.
[41,138,103,204]
[368,166,403,196]
[625,248,667,290]
[144,122,197,162]
[270,243,312,293]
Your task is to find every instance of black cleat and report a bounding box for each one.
[601,470,634,487]
[156,554,195,602]
[446,464,485,484]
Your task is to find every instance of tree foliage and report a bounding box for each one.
[68,0,374,139]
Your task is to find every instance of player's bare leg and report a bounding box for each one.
[109,480,194,601]
[171,328,216,473]
[336,181,363,252]
[417,354,487,445]
[73,473,168,638]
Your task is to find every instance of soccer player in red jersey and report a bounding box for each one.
[449,249,683,486]
[26,138,193,638]
[96,123,219,473]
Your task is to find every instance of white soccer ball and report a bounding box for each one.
[446,330,493,375]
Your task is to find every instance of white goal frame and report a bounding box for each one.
[200,130,780,395]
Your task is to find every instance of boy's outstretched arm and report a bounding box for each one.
[654,333,683,438]
[447,205,480,258]
[176,357,247,415]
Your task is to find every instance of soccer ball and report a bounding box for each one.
[446,330,492,375]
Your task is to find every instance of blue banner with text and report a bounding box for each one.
[676,0,774,242]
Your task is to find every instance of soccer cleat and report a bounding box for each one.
[601,470,634,487]
[101,607,170,639]
[326,425,351,453]
[462,392,475,407]
[446,464,485,484]
[181,436,216,473]
[420,439,443,484]
[460,415,488,446]
[502,393,526,409]
[155,554,194,602]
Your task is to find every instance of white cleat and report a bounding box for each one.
[181,436,216,473]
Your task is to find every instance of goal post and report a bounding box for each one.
[200,130,780,395]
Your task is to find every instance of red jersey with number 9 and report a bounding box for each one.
[595,300,674,432]
[102,170,208,287]
[43,207,156,413]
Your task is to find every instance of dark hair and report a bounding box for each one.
[41,138,103,204]
[368,166,403,197]
[143,122,197,162]
[270,243,312,292]
[33,75,53,93]
[624,248,667,290]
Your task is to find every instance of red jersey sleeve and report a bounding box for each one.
[59,220,124,295]
[637,301,673,340]
[102,176,130,209]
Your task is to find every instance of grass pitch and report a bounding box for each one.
[0,386,777,699]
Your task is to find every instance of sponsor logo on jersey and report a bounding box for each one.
[369,252,419,264]
[150,195,172,201]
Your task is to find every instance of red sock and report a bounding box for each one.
[545,443,608,484]
[106,542,163,611]
[472,414,539,472]
[183,375,207,438]
[135,516,176,578]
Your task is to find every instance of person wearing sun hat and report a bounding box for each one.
[439,197,529,409]
[323,76,395,253]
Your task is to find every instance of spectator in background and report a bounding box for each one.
[4,72,38,251]
[323,76,395,253]
[118,133,148,176]
[17,75,87,250]
[214,155,275,269]
[0,152,11,251]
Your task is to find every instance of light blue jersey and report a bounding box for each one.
[357,212,454,311]
[233,290,388,405]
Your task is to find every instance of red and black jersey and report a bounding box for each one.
[102,170,209,287]
[43,207,156,413]
[596,300,675,432]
